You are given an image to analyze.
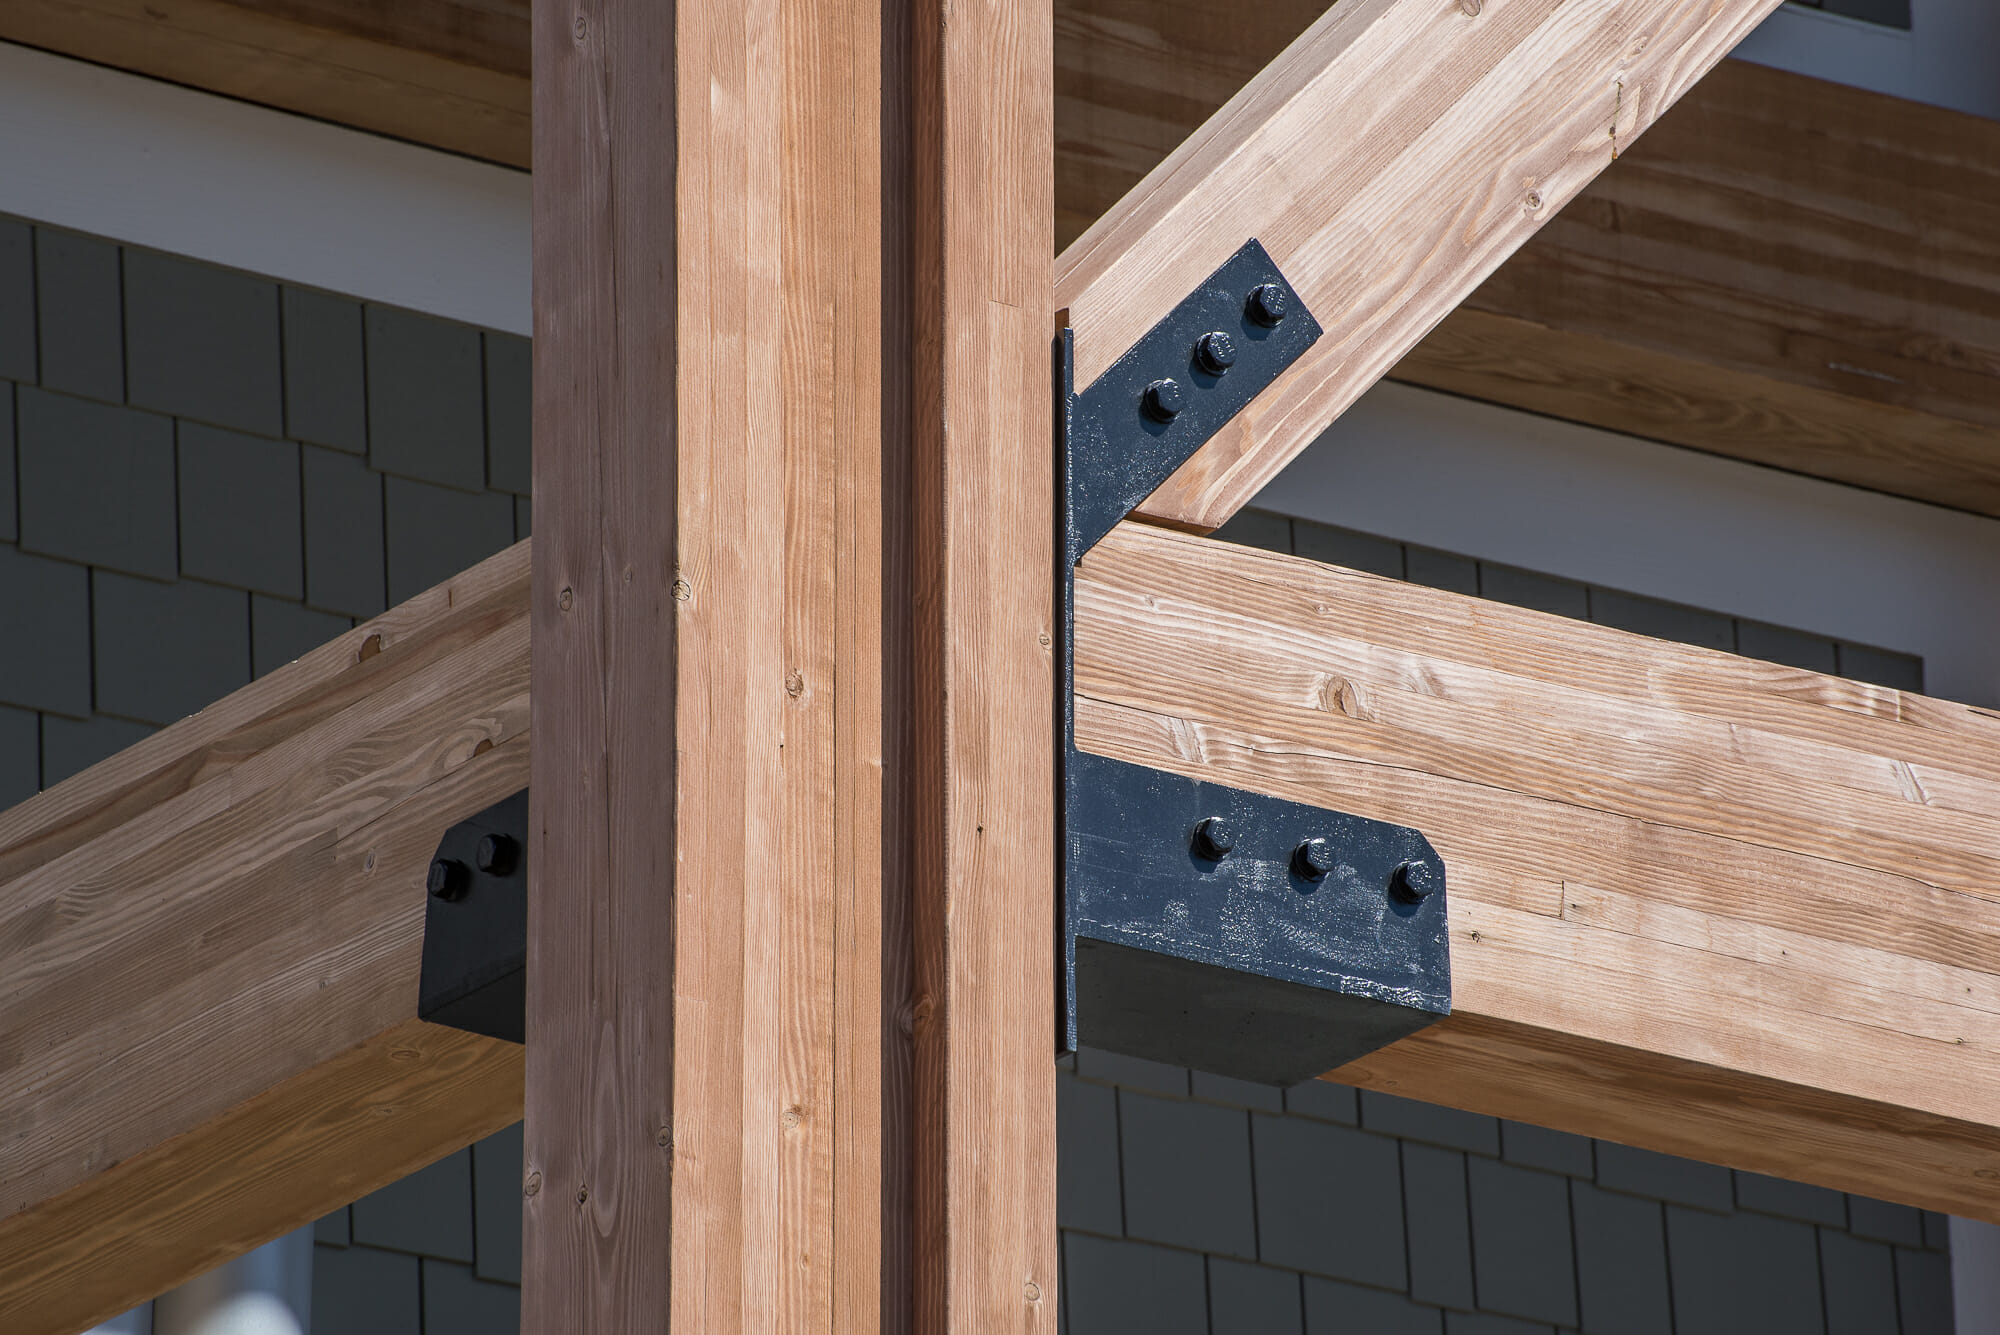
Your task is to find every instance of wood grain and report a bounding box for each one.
[527,0,907,1326]
[1399,59,2000,517]
[0,542,531,1334]
[909,0,1061,1328]
[1054,0,1790,533]
[22,0,2000,521]
[0,0,529,167]
[1074,521,2000,1220]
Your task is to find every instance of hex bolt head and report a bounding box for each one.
[1142,377,1185,422]
[427,857,471,902]
[1291,837,1335,881]
[1390,859,1443,904]
[1194,330,1237,375]
[1246,283,1289,328]
[1191,816,1237,860]
[476,832,520,877]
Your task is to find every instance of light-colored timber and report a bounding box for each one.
[1074,520,2000,1220]
[0,0,530,166]
[909,0,1063,1326]
[525,0,1055,1326]
[0,541,531,1335]
[15,1,2000,521]
[15,500,2000,1328]
[1055,0,1789,533]
[1056,8,2000,522]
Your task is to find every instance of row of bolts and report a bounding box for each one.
[1140,281,1290,423]
[1190,816,1441,904]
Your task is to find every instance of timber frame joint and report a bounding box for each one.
[1058,240,1452,1087]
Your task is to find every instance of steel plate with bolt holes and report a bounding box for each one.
[1059,238,1450,1085]
[1063,238,1323,563]
[418,788,528,1043]
[1064,750,1450,1086]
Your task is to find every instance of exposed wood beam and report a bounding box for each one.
[0,542,530,1335]
[1074,521,2000,1221]
[1058,7,2000,521]
[1400,58,2000,518]
[15,1,1997,518]
[15,507,2000,1325]
[1054,0,1788,533]
[0,0,529,167]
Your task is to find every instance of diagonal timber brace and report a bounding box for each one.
[1057,240,1450,1086]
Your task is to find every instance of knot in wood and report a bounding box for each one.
[1458,0,1481,13]
[558,587,574,612]
[524,1171,542,1198]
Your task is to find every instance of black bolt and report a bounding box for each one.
[1194,330,1237,375]
[476,832,521,877]
[1389,859,1443,904]
[1291,837,1335,881]
[1142,378,1184,422]
[1191,816,1236,860]
[1246,283,1289,328]
[427,857,471,902]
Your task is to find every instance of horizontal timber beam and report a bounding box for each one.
[14,512,2000,1327]
[0,541,530,1335]
[1073,521,2000,1221]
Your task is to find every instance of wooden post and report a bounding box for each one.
[909,0,1061,1330]
[527,0,1054,1328]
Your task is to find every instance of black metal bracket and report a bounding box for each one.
[1059,239,1451,1086]
[418,788,528,1044]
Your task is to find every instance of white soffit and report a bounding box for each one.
[0,40,531,334]
[1735,0,2000,121]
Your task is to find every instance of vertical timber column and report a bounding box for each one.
[528,0,902,1329]
[911,0,1059,1331]
[529,0,1054,1323]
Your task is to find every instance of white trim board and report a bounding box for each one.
[0,41,531,334]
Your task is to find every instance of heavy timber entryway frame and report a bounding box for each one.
[6,0,2000,1330]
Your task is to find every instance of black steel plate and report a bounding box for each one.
[418,788,528,1044]
[1064,238,1322,563]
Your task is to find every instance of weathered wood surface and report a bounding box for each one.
[909,0,1062,1326]
[1074,521,2000,1221]
[1055,0,1789,533]
[0,541,531,1335]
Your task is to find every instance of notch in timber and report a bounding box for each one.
[1058,239,1451,1086]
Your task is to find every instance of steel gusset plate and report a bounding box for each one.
[418,788,528,1044]
[1059,239,1451,1087]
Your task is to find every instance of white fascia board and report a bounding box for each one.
[0,40,530,334]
